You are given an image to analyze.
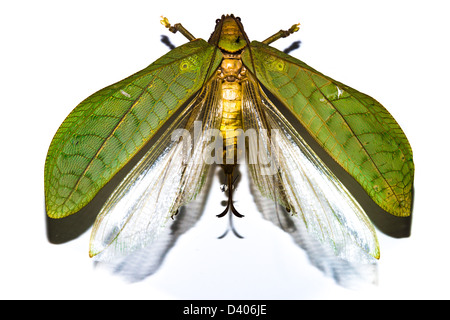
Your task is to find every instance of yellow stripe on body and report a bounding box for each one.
[220,81,243,164]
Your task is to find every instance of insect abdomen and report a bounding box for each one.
[220,80,243,164]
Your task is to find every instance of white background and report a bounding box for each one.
[1,0,449,299]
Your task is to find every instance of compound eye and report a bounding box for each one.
[216,19,221,24]
[236,16,241,21]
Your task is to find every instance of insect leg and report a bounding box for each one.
[160,16,196,41]
[262,23,300,45]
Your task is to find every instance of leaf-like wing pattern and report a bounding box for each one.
[90,79,223,260]
[45,39,221,218]
[242,41,414,217]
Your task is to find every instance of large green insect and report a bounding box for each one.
[45,15,414,265]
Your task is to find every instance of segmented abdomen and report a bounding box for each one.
[220,81,243,164]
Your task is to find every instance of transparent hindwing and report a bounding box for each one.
[89,78,223,260]
[242,76,379,263]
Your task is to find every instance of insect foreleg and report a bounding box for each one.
[262,23,300,45]
[160,16,196,41]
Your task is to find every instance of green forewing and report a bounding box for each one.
[242,41,414,217]
[45,39,221,218]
